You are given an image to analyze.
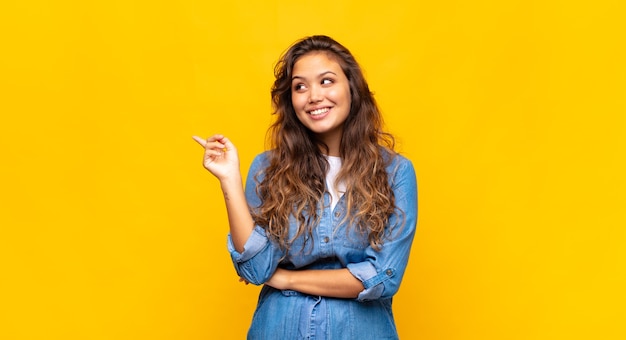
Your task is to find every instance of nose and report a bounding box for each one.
[308,84,323,103]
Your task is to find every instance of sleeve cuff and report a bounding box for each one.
[347,262,396,301]
[227,226,269,263]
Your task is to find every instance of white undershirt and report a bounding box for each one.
[325,155,346,211]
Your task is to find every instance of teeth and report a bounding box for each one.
[310,108,329,115]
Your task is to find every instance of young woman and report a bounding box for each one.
[193,35,417,339]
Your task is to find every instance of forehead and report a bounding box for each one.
[292,52,344,75]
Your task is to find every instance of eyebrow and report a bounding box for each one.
[291,71,337,81]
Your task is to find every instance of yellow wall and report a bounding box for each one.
[1,0,624,339]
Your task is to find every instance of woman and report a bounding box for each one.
[193,35,417,339]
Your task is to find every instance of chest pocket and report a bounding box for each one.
[285,213,315,262]
[341,225,370,249]
[331,208,370,250]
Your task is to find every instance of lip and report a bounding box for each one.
[306,106,332,120]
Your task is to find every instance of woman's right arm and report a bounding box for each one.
[193,135,284,284]
[192,134,253,252]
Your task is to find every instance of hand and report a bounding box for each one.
[192,134,240,182]
[265,268,290,290]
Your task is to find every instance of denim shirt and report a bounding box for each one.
[227,151,418,340]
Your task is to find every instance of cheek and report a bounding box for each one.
[291,95,306,120]
[330,86,351,103]
[291,93,305,109]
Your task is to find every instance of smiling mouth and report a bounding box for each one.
[309,107,330,116]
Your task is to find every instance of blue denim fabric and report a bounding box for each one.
[227,151,418,340]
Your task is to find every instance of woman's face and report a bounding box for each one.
[290,52,351,148]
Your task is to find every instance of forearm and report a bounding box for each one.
[220,176,254,253]
[267,268,364,299]
[193,134,254,252]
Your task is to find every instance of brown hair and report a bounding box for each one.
[253,35,397,252]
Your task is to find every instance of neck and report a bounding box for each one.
[316,137,340,157]
[324,141,341,157]
[315,130,342,157]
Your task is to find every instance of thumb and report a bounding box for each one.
[219,136,236,152]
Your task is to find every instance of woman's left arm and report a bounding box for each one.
[265,158,418,300]
[266,268,363,298]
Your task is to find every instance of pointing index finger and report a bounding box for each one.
[192,135,207,147]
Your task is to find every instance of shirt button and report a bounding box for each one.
[385,269,393,276]
[334,211,341,218]
[323,236,330,243]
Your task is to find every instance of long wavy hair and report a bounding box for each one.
[252,35,397,252]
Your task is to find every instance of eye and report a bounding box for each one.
[321,78,334,85]
[293,83,306,92]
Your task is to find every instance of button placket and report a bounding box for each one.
[318,202,332,256]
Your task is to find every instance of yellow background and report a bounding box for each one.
[1,0,624,339]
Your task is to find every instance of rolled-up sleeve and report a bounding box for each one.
[226,153,284,285]
[347,157,418,301]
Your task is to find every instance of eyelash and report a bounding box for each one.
[293,78,334,91]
